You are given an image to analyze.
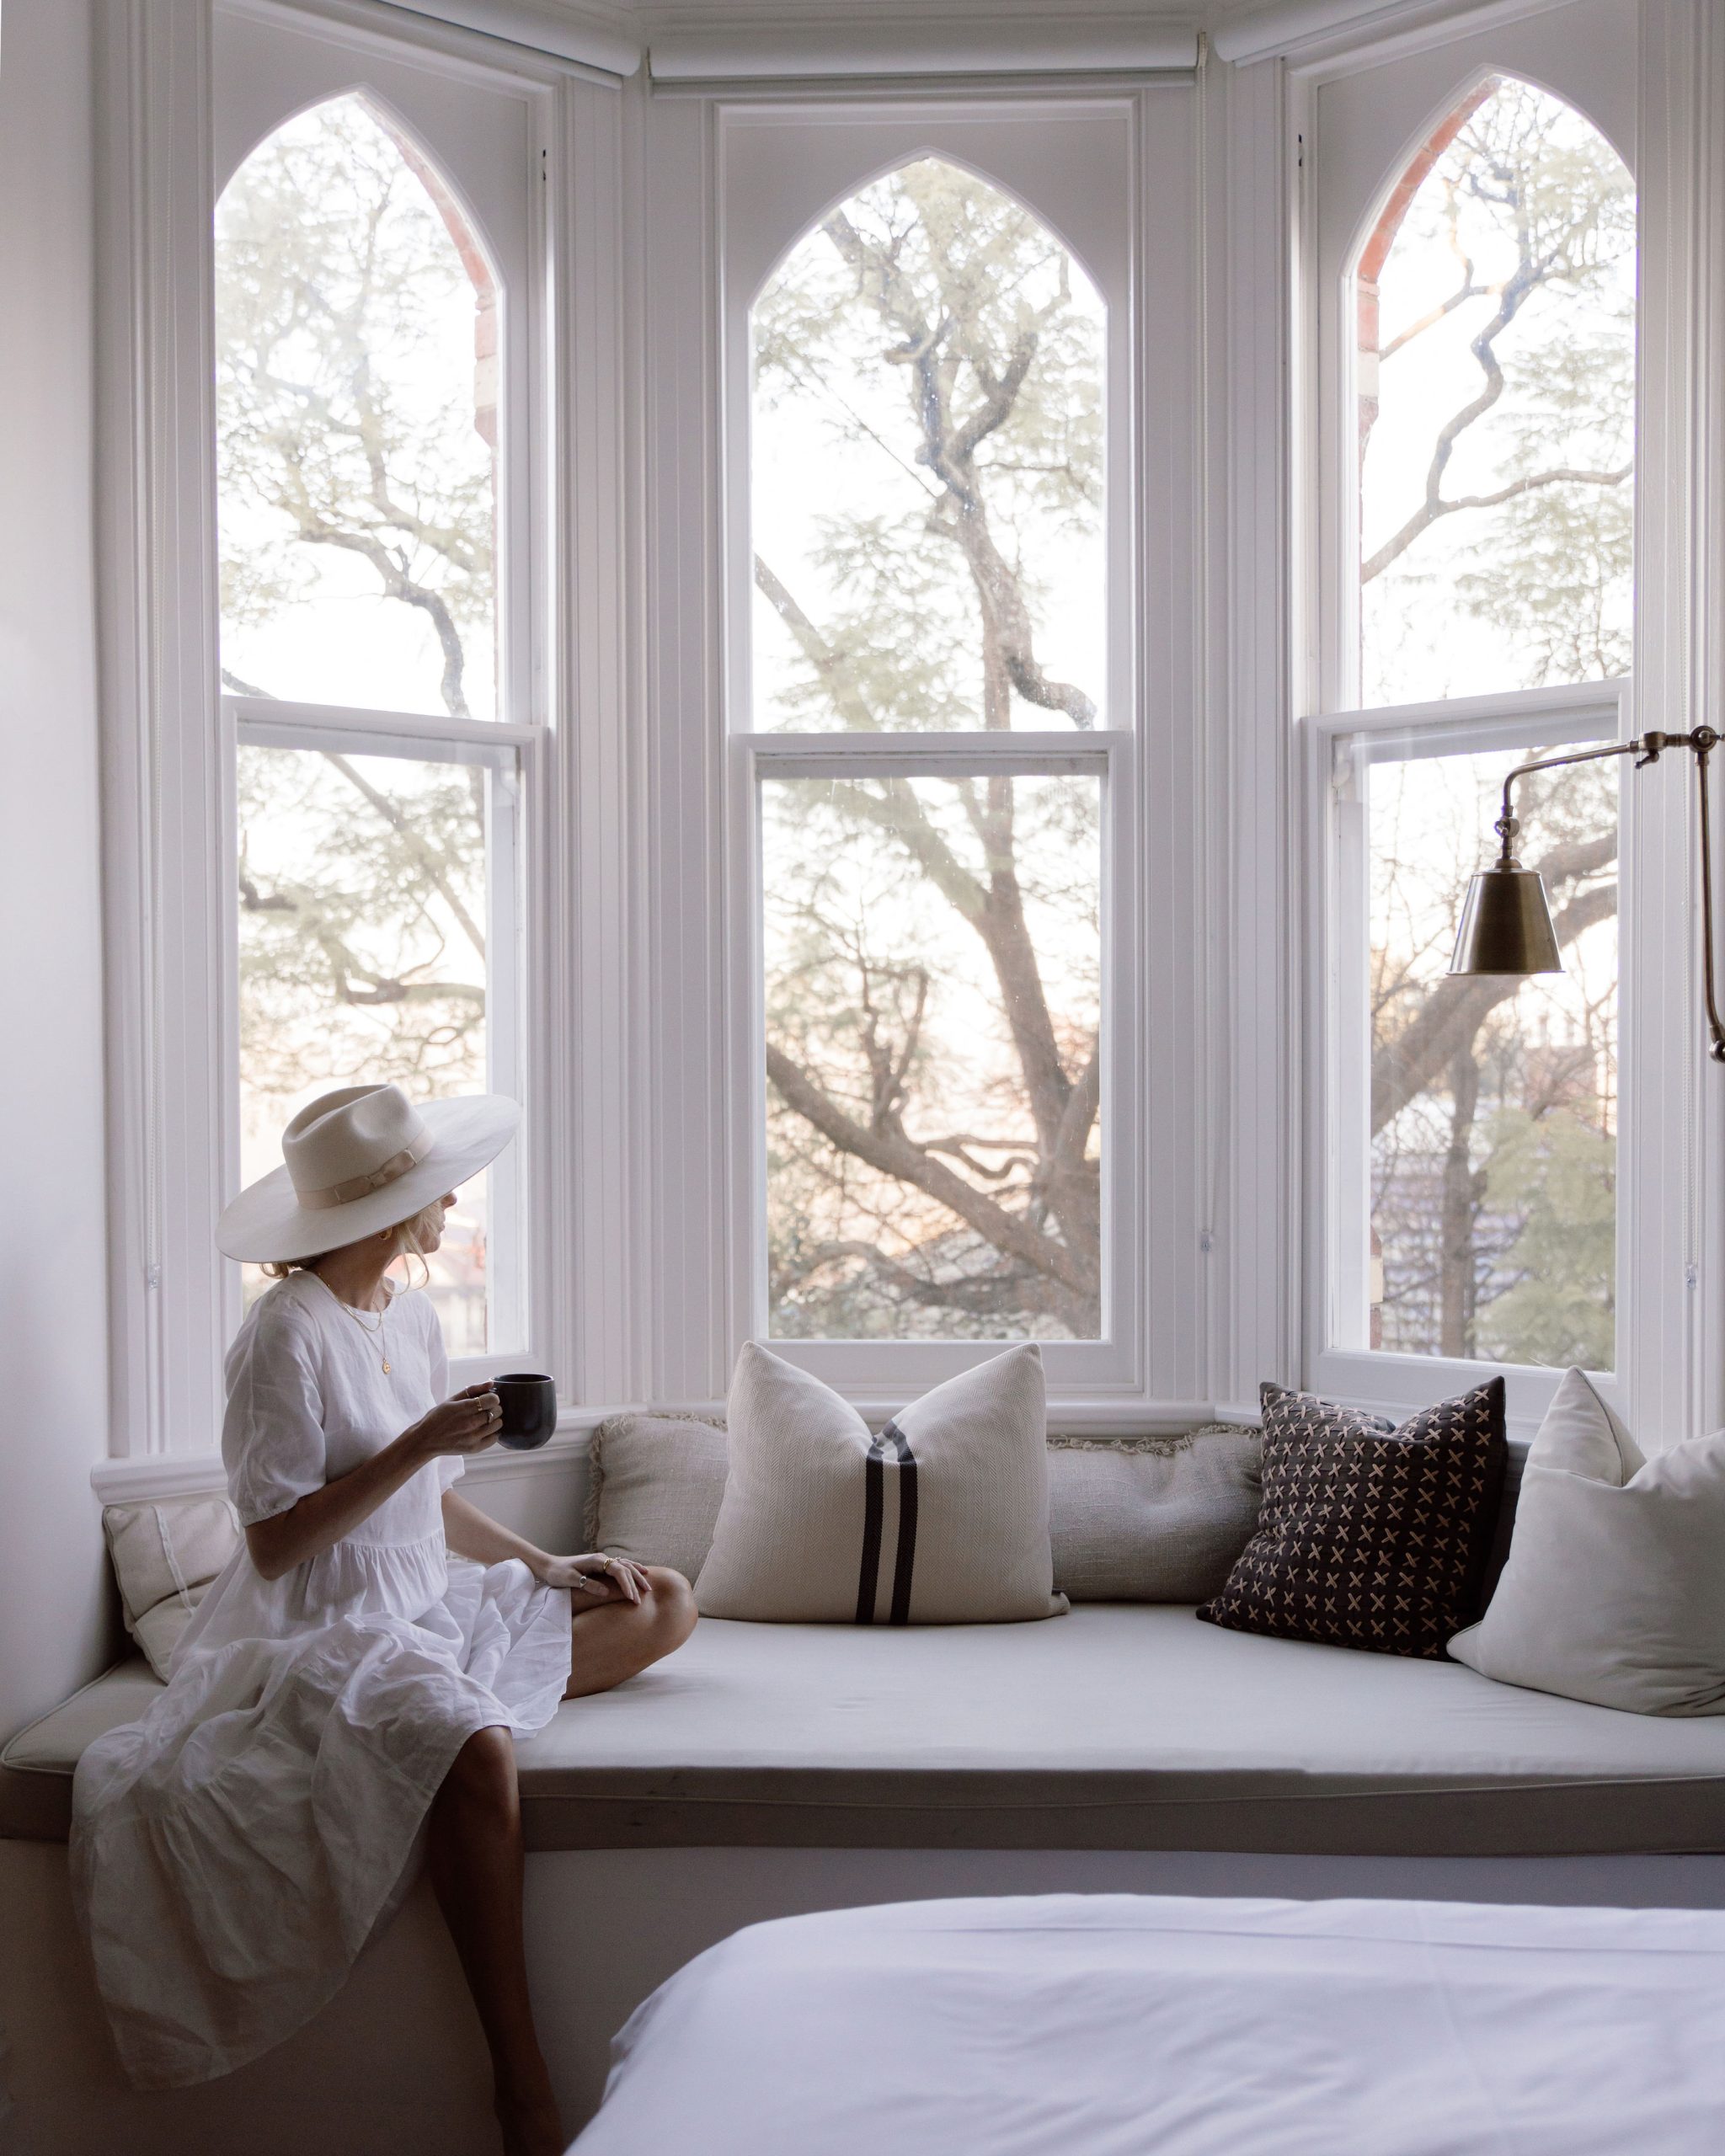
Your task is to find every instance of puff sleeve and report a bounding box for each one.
[222,1301,328,1527]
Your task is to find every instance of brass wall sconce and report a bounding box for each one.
[1450,724,1725,1062]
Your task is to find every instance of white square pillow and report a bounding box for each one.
[102,1496,243,1681]
[1449,1367,1725,1715]
[695,1341,1065,1624]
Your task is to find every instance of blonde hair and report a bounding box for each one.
[261,1198,446,1288]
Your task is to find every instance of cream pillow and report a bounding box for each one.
[1048,1428,1261,1600]
[102,1496,243,1681]
[584,1412,729,1582]
[695,1342,1065,1624]
[1449,1367,1725,1715]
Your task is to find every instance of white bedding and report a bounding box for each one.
[570,1892,1725,2154]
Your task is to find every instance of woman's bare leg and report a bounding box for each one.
[564,1566,697,1700]
[427,1725,562,2156]
[425,1574,694,2153]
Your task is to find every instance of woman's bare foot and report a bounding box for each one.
[494,2075,565,2156]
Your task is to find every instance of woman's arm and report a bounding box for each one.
[441,1489,548,1572]
[441,1491,649,1604]
[246,1385,503,1581]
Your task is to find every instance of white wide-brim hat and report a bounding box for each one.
[216,1082,521,1264]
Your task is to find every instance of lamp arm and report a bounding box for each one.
[1495,725,1725,1063]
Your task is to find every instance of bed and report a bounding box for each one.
[569,1892,1725,2153]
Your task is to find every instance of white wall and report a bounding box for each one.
[0,0,116,1738]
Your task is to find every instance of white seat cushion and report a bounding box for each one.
[11,1614,1725,1854]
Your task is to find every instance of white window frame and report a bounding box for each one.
[711,93,1175,1405]
[1292,0,1701,1443]
[97,0,631,1465]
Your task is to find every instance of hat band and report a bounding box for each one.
[297,1138,432,1211]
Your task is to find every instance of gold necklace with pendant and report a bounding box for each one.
[341,1294,392,1375]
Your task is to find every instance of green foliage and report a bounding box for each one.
[1473,1102,1616,1369]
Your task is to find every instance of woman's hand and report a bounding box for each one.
[408,1382,503,1461]
[531,1552,650,1604]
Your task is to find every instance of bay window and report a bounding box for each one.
[97,0,1719,1483]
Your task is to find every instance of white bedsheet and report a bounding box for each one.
[569,1892,1725,2154]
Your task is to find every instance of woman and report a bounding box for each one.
[72,1083,695,2156]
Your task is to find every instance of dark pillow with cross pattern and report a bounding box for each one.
[1196,1378,1506,1659]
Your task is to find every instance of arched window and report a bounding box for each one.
[216,95,520,1355]
[750,157,1105,735]
[216,94,499,718]
[1322,75,1633,1383]
[745,159,1108,1343]
[1355,76,1635,707]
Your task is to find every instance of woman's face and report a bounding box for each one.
[414,1193,459,1255]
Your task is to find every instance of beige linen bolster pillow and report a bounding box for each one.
[587,1412,1263,1603]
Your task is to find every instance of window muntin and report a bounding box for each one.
[750,157,1105,735]
[216,96,526,1357]
[216,94,500,722]
[1354,76,1635,708]
[762,770,1102,1341]
[1346,731,1618,1369]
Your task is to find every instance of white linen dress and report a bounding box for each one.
[71,1270,573,2089]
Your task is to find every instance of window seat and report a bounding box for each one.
[8,1605,1725,1858]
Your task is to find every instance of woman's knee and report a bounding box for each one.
[644,1567,697,1647]
[440,1725,518,1824]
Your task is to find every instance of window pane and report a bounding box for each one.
[216,97,499,719]
[1365,740,1617,1367]
[763,771,1101,1339]
[237,744,500,1354]
[1356,77,1635,707]
[751,158,1105,733]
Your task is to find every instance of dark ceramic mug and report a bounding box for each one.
[494,1372,558,1450]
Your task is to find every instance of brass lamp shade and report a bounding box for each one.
[1449,865,1563,977]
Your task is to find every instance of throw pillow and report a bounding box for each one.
[102,1496,243,1680]
[1197,1378,1506,1658]
[1449,1367,1725,1715]
[584,1412,729,1583]
[694,1341,1065,1624]
[1048,1427,1262,1600]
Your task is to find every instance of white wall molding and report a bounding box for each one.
[1636,0,1725,1441]
[377,0,641,73]
[1213,0,1576,67]
[558,66,647,1401]
[649,22,1200,81]
[94,0,229,1460]
[1206,51,1299,1404]
[91,1423,591,1506]
[87,1396,1250,1504]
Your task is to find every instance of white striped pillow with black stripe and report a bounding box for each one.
[694,1341,1067,1625]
